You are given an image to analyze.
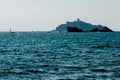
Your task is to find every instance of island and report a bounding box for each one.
[55,19,113,32]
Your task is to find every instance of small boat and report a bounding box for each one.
[10,28,14,33]
[10,28,12,33]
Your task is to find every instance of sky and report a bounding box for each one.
[0,0,120,31]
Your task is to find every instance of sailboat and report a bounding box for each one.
[10,28,14,33]
[10,28,12,33]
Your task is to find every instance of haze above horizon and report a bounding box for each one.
[0,0,120,31]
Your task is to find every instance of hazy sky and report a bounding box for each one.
[0,0,120,31]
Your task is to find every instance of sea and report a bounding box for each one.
[0,32,120,80]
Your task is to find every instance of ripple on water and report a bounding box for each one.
[0,32,120,79]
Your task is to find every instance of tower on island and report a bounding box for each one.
[77,19,80,22]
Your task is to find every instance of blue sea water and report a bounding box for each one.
[0,32,120,80]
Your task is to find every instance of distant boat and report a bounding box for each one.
[10,28,12,33]
[10,28,14,33]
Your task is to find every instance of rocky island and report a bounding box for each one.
[55,19,113,32]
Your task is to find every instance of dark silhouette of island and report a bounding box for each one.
[55,19,113,32]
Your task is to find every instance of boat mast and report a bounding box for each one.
[10,28,12,33]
